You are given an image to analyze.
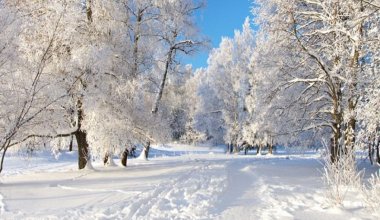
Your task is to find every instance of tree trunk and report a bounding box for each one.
[152,49,173,113]
[103,151,109,166]
[131,9,143,79]
[75,130,89,170]
[143,141,151,159]
[369,141,373,165]
[345,6,362,154]
[331,96,342,163]
[268,143,273,155]
[86,0,93,23]
[75,99,89,170]
[0,140,10,174]
[69,135,74,152]
[376,138,380,165]
[233,143,238,153]
[121,148,129,167]
[345,99,356,153]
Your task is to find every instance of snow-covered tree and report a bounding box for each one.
[151,0,205,114]
[0,0,205,171]
[197,18,254,148]
[252,0,380,161]
[0,1,75,172]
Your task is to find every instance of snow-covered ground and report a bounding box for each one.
[0,145,378,220]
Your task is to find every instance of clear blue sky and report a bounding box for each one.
[183,0,252,69]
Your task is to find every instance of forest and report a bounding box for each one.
[0,0,380,219]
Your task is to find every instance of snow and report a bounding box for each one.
[0,146,378,220]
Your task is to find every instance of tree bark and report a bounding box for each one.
[69,135,74,152]
[331,87,343,163]
[131,9,143,79]
[75,129,89,169]
[369,139,374,165]
[143,141,151,159]
[376,138,380,165]
[268,136,273,154]
[268,143,273,155]
[0,140,10,174]
[75,99,89,170]
[86,0,93,23]
[121,148,129,167]
[103,151,109,166]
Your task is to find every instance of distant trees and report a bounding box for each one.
[189,0,378,160]
[192,18,255,149]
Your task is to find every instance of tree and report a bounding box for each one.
[151,0,205,114]
[2,0,133,169]
[0,1,75,172]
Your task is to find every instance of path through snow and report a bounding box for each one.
[0,149,377,219]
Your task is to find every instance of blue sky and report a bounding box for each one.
[183,0,253,69]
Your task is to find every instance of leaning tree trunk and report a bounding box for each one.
[0,140,11,174]
[152,49,173,114]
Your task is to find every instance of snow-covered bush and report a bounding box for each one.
[362,173,380,214]
[323,147,363,205]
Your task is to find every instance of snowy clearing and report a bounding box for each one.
[0,146,378,220]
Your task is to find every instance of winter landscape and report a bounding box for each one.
[0,0,380,219]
